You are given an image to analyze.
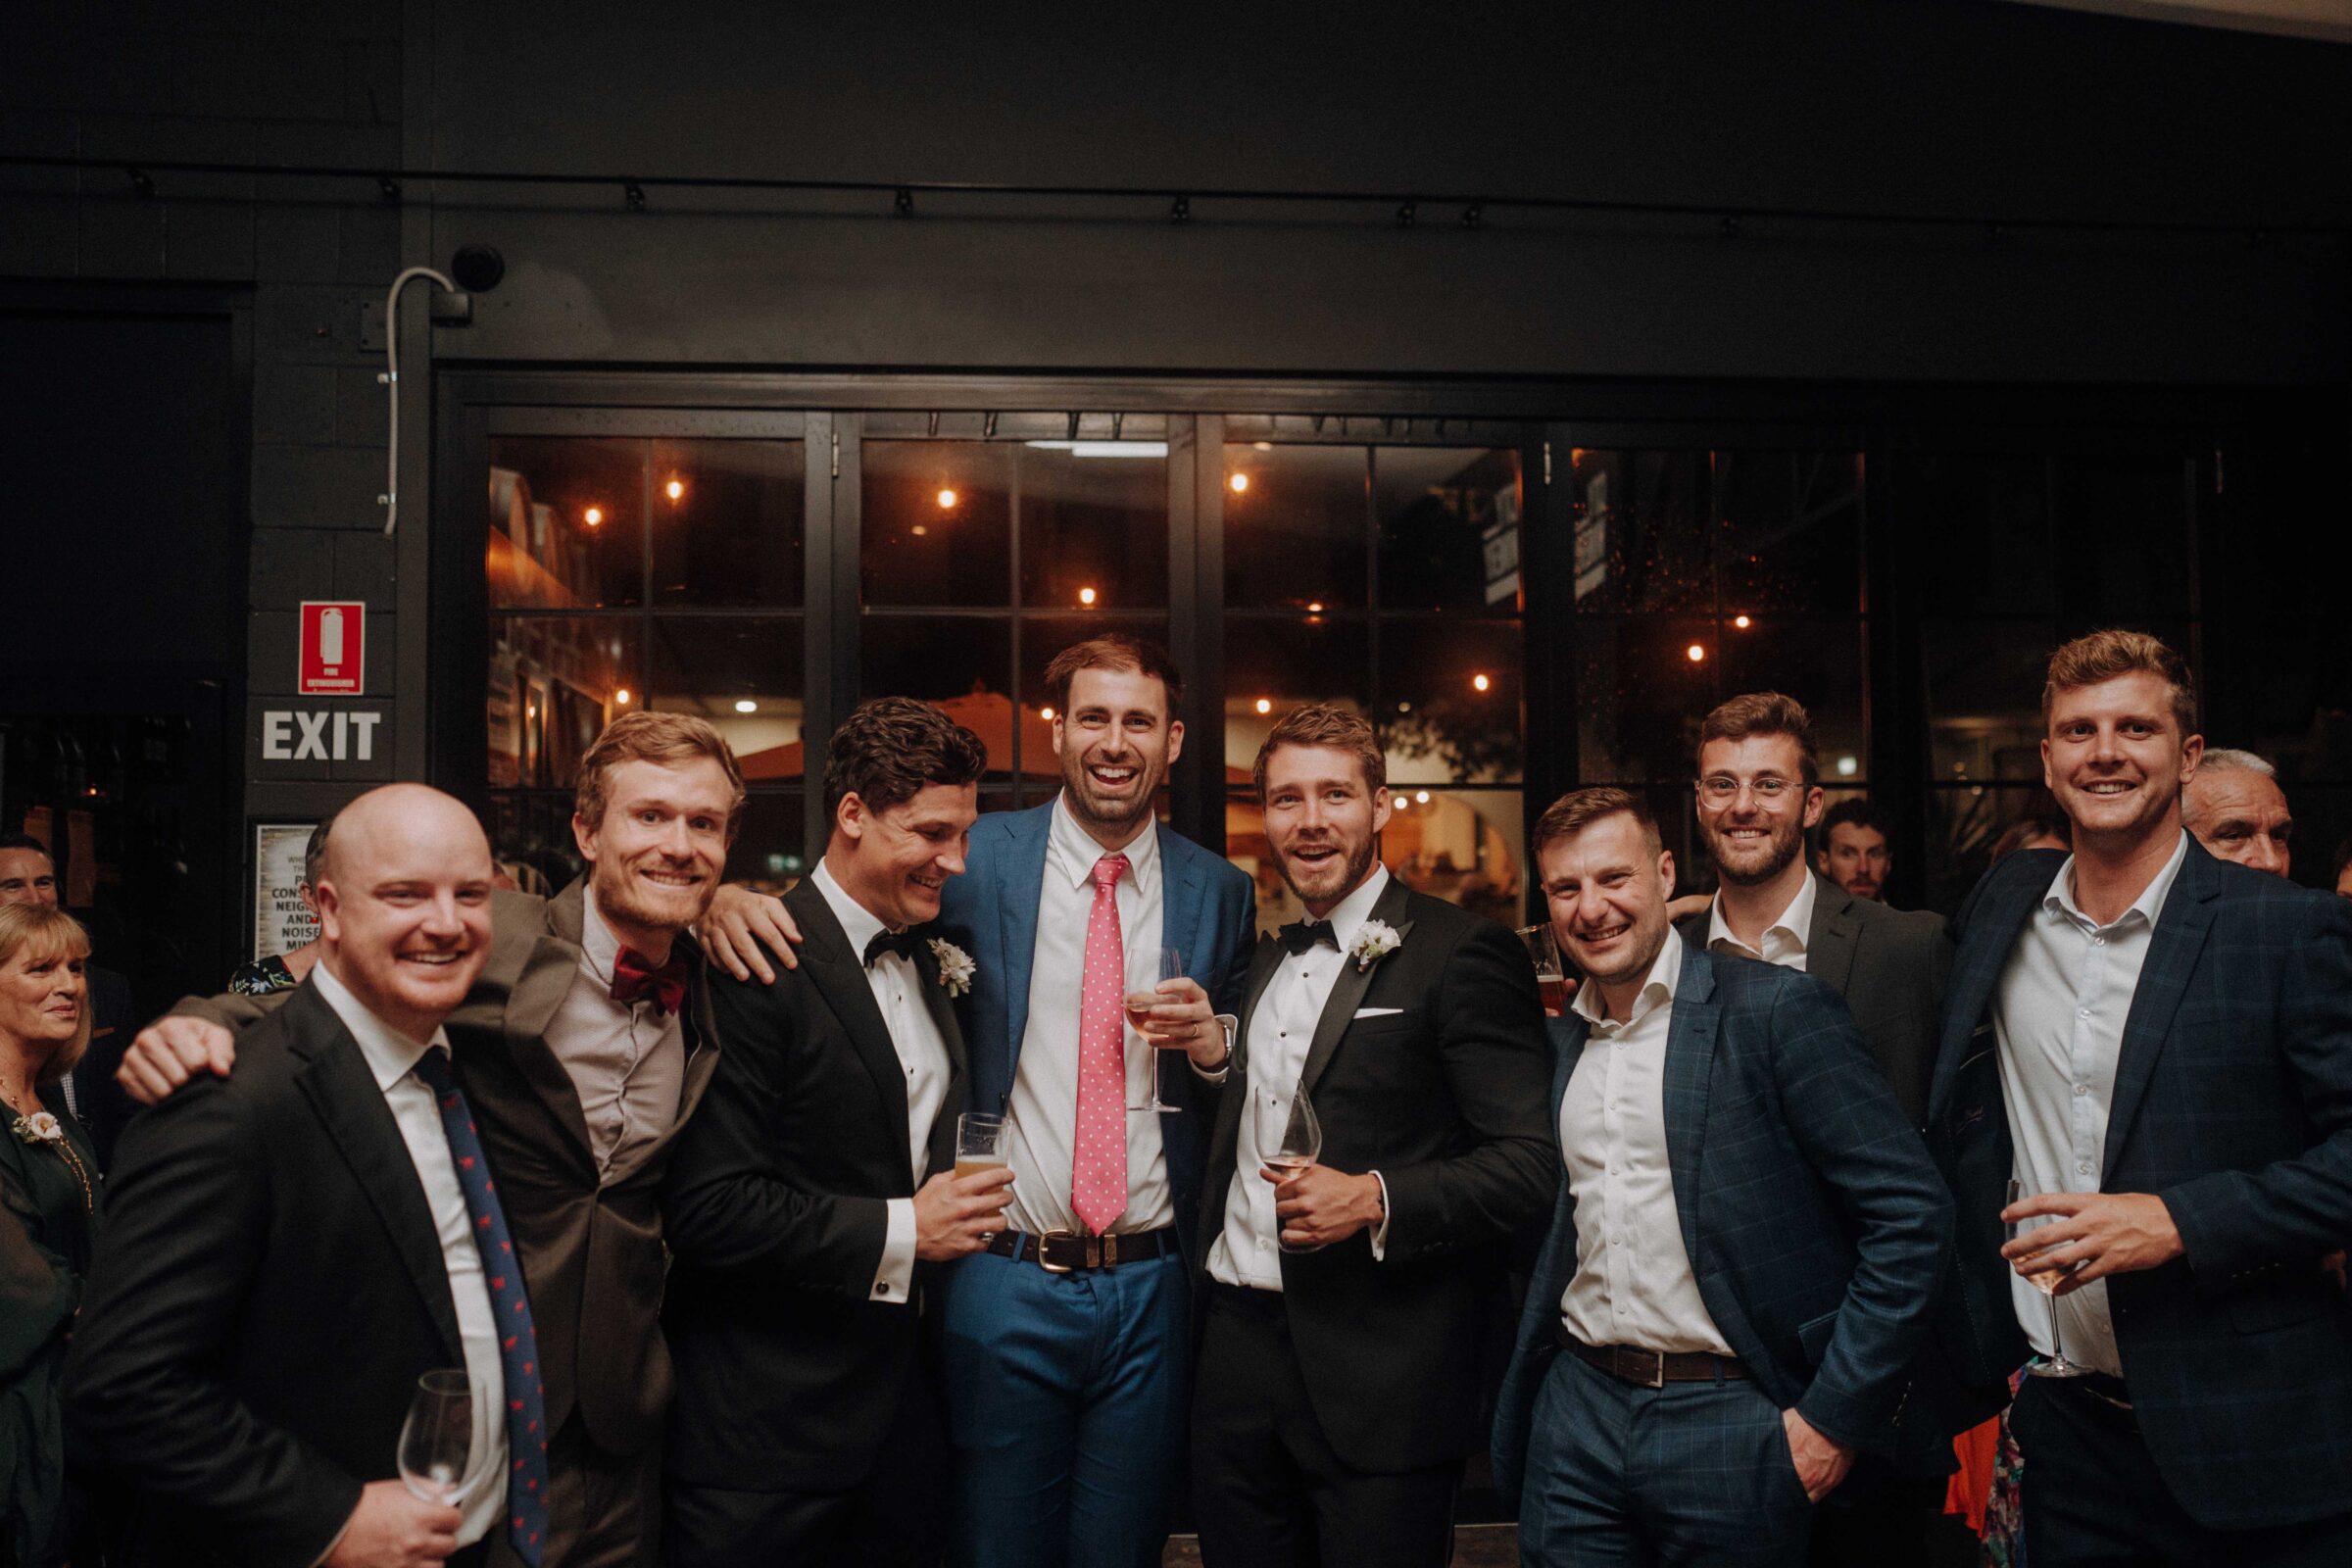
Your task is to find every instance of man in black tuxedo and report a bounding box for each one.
[662,698,1013,1566]
[1190,705,1556,1568]
[66,784,546,1568]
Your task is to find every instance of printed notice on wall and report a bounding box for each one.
[254,822,318,958]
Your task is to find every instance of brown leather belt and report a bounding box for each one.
[1557,1325,1746,1388]
[986,1227,1177,1273]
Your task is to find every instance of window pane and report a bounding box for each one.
[1378,619,1524,784]
[650,439,806,608]
[863,442,1013,608]
[860,616,1019,782]
[728,793,809,894]
[1716,450,1864,615]
[1224,617,1372,786]
[488,794,586,892]
[1925,620,2055,783]
[1018,443,1167,609]
[1385,787,1527,925]
[2051,455,2192,619]
[1562,449,1710,612]
[489,616,642,789]
[1017,615,1172,710]
[646,616,805,781]
[1375,446,1522,612]
[1224,445,1367,612]
[1926,785,2065,915]
[1715,618,1867,779]
[1575,617,1718,782]
[488,437,644,610]
[1915,454,2052,617]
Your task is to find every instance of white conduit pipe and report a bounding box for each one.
[378,267,455,537]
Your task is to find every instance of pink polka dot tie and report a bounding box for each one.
[1071,853,1131,1235]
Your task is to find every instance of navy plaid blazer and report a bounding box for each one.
[1493,941,1951,1511]
[1926,836,2352,1533]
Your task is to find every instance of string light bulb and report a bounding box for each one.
[1078,586,1098,606]
[583,506,604,527]
[1254,698,1273,715]
[1472,672,1492,693]
[937,487,958,510]
[1733,613,1752,629]
[1229,472,1250,494]
[1687,643,1708,663]
[665,478,685,502]
[612,688,631,705]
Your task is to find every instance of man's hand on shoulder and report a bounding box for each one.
[698,884,804,984]
[117,1015,237,1105]
[322,1479,462,1568]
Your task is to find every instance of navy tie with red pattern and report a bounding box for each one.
[411,1047,550,1567]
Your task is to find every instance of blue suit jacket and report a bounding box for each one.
[1926,837,2352,1533]
[1494,942,1951,1510]
[932,801,1255,1261]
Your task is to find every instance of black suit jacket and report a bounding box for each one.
[64,983,470,1568]
[179,880,724,1460]
[1677,872,1950,1125]
[662,877,966,1493]
[69,961,138,1171]
[1196,875,1557,1474]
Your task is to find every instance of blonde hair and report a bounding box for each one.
[574,711,748,837]
[0,905,93,1086]
[2041,629,2197,738]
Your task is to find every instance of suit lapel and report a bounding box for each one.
[790,880,916,1179]
[496,880,599,1175]
[2102,845,2218,1170]
[911,933,969,1170]
[1159,823,1209,980]
[997,805,1054,1093]
[1299,876,1415,1097]
[1805,874,1861,998]
[288,988,465,1363]
[1928,859,2057,1122]
[1661,942,1720,1274]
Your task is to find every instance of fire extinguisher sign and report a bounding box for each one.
[298,602,366,696]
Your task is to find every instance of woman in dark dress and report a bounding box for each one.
[0,905,102,1568]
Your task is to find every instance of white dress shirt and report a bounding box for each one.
[1704,871,1815,971]
[809,858,954,1305]
[1002,794,1175,1238]
[1206,867,1393,1291]
[311,961,506,1548]
[1992,832,2188,1378]
[1557,928,1736,1355]
[549,890,687,1180]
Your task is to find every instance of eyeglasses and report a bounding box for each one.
[1695,775,1798,804]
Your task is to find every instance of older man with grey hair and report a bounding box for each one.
[2183,747,2295,878]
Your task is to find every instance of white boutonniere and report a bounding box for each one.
[928,938,976,998]
[1348,920,1402,971]
[11,1110,63,1148]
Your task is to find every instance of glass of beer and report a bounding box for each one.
[2006,1179,2090,1379]
[956,1112,1009,1180]
[1517,923,1570,1016]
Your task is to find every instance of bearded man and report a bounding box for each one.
[117,711,787,1568]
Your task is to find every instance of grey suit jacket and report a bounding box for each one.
[1678,872,1949,1125]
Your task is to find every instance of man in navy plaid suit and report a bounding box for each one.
[1927,628,2352,1566]
[1493,788,1950,1568]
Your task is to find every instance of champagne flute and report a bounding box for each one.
[398,1369,480,1503]
[1126,946,1188,1114]
[1259,1082,1324,1253]
[2006,1179,2091,1379]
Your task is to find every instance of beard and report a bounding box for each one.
[591,852,716,937]
[1060,751,1163,839]
[1707,817,1806,889]
[1276,831,1380,909]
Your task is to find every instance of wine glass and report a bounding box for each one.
[1126,946,1188,1114]
[1258,1082,1324,1253]
[398,1369,482,1503]
[2006,1179,2090,1379]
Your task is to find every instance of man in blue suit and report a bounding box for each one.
[930,634,1254,1567]
[1927,629,2352,1565]
[1494,787,1950,1568]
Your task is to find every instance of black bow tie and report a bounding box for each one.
[863,929,924,968]
[1277,920,1339,957]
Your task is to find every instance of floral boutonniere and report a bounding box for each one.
[1348,920,1402,972]
[11,1110,64,1148]
[928,938,976,998]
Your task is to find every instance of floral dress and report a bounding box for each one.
[1,1087,102,1568]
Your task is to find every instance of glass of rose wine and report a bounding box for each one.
[1126,947,1188,1113]
[1258,1083,1324,1254]
[2006,1179,2090,1379]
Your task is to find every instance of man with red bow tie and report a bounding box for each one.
[118,712,793,1568]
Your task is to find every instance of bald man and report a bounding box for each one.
[68,786,548,1568]
[2183,748,2294,879]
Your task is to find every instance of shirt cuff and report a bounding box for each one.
[871,1198,917,1304]
[1369,1170,1392,1260]
[1193,1014,1240,1083]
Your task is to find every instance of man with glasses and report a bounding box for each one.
[1675,694,1957,1567]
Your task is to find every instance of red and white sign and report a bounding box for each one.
[299,601,366,696]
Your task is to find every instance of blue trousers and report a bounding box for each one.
[1518,1349,1814,1568]
[937,1248,1189,1568]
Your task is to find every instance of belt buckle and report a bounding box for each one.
[1036,1229,1079,1274]
[1635,1348,1665,1389]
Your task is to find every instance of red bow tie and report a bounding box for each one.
[612,947,689,1016]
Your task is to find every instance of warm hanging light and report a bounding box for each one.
[1415,790,1431,805]
[937,487,958,510]
[734,699,758,713]
[665,477,685,502]
[1040,707,1056,721]
[583,506,604,527]
[1733,613,1752,629]
[1472,672,1492,693]
[1229,471,1250,494]
[1687,643,1708,663]
[1306,602,1325,613]
[1254,698,1273,715]
[612,688,631,706]
[1078,586,1098,606]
